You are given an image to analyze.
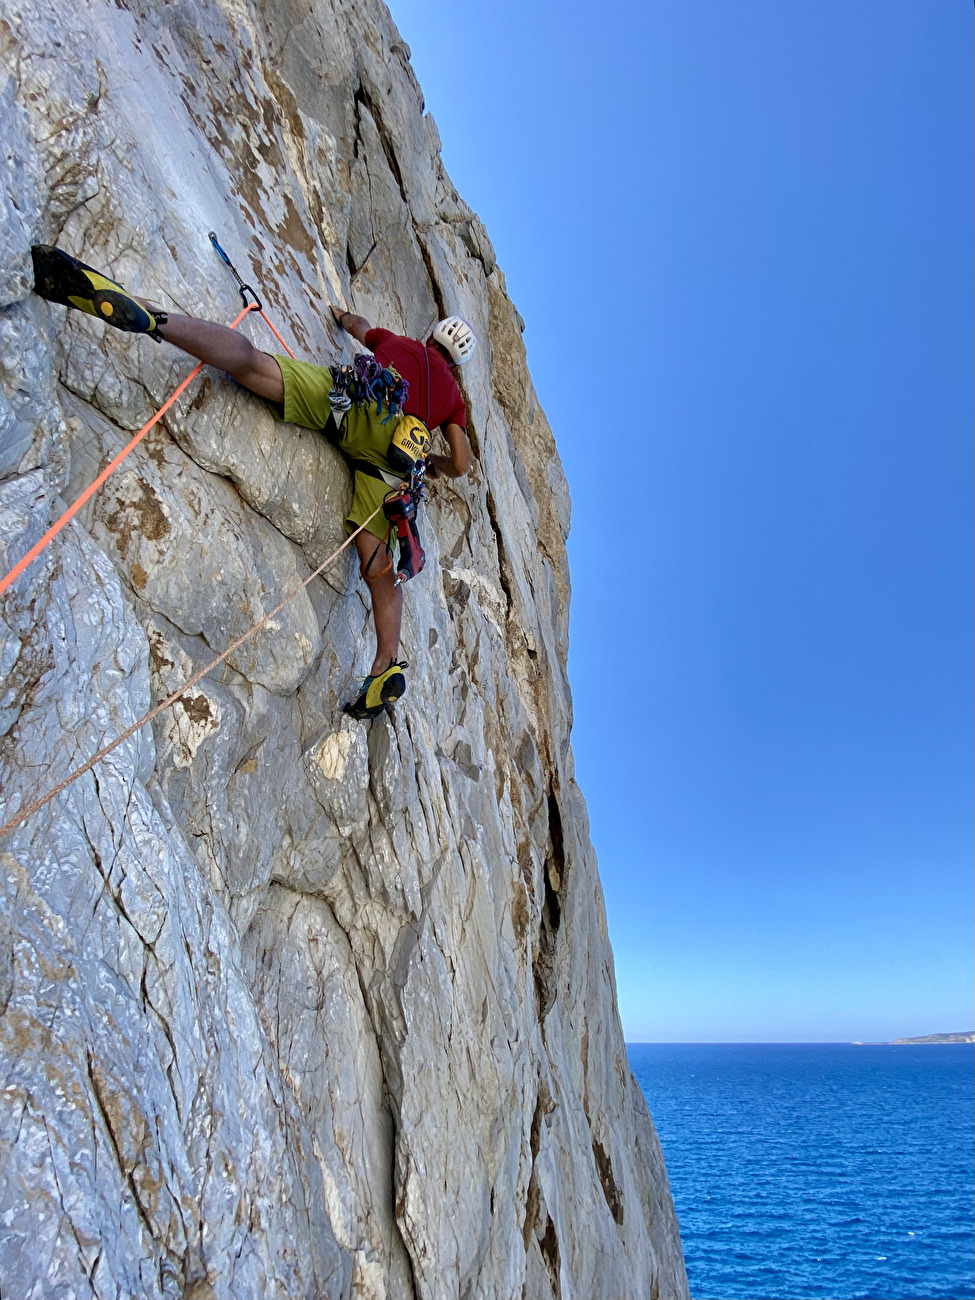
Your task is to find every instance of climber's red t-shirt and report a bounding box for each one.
[365,329,467,430]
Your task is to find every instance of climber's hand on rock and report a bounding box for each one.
[330,307,372,344]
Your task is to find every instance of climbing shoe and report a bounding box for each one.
[30,245,166,341]
[342,660,408,721]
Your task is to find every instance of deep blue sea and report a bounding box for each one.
[628,1043,975,1300]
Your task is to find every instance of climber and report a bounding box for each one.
[30,244,475,720]
[321,305,474,717]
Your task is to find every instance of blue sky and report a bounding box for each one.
[389,0,974,1041]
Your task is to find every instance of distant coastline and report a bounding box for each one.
[852,1031,975,1045]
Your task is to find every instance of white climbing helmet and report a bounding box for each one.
[431,315,477,365]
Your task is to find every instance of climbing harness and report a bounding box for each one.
[324,345,433,584]
[326,347,432,479]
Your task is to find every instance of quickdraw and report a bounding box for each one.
[208,231,296,357]
[208,231,262,309]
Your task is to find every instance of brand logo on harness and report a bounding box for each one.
[388,414,432,476]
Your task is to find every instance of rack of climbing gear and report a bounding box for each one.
[324,349,430,585]
[327,353,409,423]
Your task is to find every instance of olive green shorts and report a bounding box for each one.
[274,354,404,543]
[347,468,396,544]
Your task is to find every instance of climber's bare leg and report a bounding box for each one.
[137,300,284,402]
[355,531,402,676]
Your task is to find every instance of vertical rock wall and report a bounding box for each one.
[0,0,689,1296]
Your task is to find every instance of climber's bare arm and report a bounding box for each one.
[330,305,371,346]
[137,302,285,403]
[428,423,471,479]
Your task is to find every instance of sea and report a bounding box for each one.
[628,1043,975,1300]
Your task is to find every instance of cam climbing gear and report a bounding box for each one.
[342,659,409,721]
[431,315,476,364]
[326,348,433,478]
[31,245,167,340]
[328,353,408,420]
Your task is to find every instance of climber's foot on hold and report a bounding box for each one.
[30,245,166,341]
[342,660,408,721]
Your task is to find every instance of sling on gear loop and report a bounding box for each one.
[328,355,408,423]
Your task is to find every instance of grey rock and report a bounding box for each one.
[0,0,689,1297]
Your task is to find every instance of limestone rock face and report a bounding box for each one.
[0,1,689,1296]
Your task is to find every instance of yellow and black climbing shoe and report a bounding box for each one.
[30,245,166,342]
[342,660,408,721]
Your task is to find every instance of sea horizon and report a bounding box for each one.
[629,1041,974,1300]
[625,1038,974,1044]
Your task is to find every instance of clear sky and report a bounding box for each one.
[388,0,974,1042]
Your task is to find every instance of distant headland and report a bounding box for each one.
[852,1031,975,1045]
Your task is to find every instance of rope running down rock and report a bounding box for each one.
[0,502,384,841]
[0,299,297,597]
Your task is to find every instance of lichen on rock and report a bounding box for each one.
[0,1,689,1296]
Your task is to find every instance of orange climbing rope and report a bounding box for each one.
[255,308,295,357]
[0,299,297,599]
[0,502,383,842]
